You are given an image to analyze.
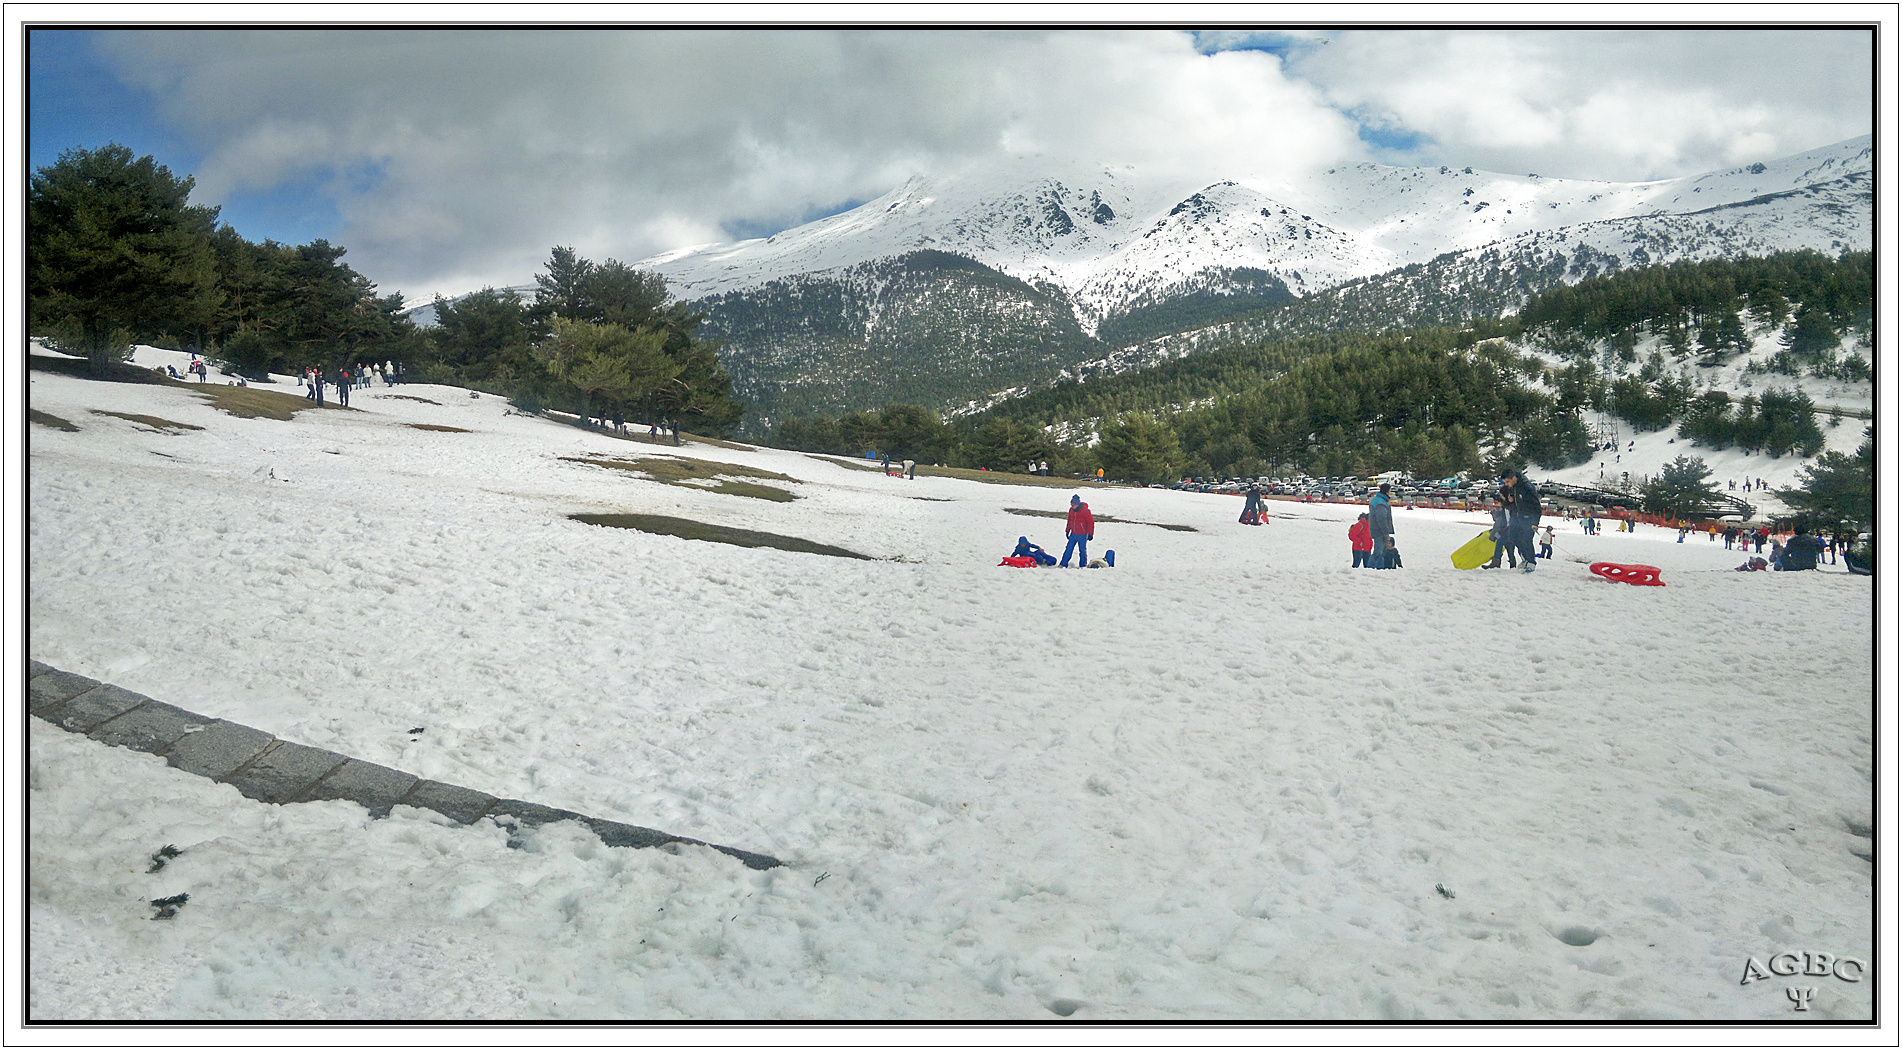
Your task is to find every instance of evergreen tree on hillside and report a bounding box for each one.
[430,288,537,382]
[539,317,679,426]
[527,246,743,433]
[528,245,592,335]
[29,143,222,374]
[1780,305,1839,361]
[1095,414,1183,485]
[1776,429,1872,530]
[1640,455,1722,520]
[965,417,1055,472]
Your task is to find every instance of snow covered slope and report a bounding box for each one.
[27,344,1874,1022]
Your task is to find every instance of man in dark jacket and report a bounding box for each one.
[1780,525,1824,571]
[1499,468,1541,573]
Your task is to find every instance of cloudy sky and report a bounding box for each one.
[27,24,1877,303]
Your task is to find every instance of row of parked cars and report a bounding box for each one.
[1166,476,1489,501]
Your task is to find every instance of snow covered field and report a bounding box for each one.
[25,347,1875,1025]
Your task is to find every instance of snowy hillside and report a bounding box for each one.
[641,137,1872,332]
[1519,353,1867,526]
[27,344,1872,1022]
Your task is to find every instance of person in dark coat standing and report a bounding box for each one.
[1367,484,1394,569]
[1060,494,1095,568]
[1499,467,1541,573]
[1239,485,1263,525]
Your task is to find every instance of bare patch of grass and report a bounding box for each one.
[801,456,1090,488]
[30,354,329,421]
[813,455,882,472]
[1006,506,1197,532]
[30,409,79,432]
[560,455,799,501]
[408,423,471,433]
[570,513,870,559]
[189,385,334,421]
[91,409,204,433]
[917,465,1101,488]
[30,353,177,385]
[383,394,443,405]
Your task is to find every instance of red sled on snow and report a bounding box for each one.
[998,555,1038,568]
[1590,562,1664,587]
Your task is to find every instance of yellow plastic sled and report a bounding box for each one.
[1450,530,1499,570]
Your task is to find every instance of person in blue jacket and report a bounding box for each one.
[1012,536,1056,566]
[1367,484,1394,569]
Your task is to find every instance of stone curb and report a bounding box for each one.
[27,660,782,870]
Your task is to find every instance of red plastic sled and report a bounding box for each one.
[1589,562,1665,587]
[998,555,1038,568]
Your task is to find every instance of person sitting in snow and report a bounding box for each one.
[1012,536,1056,566]
[1780,525,1824,571]
[1060,495,1095,568]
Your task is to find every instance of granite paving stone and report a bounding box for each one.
[397,780,499,825]
[87,700,219,754]
[30,670,104,715]
[489,798,591,828]
[32,662,780,869]
[222,740,349,804]
[585,818,678,851]
[49,684,154,733]
[164,720,276,779]
[297,759,420,815]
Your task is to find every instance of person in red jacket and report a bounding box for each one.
[1348,513,1374,568]
[1060,494,1095,567]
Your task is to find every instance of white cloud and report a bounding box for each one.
[1287,29,1872,180]
[88,26,1872,299]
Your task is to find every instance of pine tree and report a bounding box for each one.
[1776,429,1872,530]
[29,143,222,374]
[1095,413,1183,485]
[539,317,679,426]
[1640,455,1721,520]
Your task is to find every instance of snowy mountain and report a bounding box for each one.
[625,137,1870,428]
[648,136,1871,319]
[401,141,1869,430]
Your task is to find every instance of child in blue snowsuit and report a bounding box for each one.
[1012,537,1057,566]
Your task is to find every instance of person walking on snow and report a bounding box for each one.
[1499,467,1541,573]
[1367,483,1395,569]
[1538,524,1555,560]
[1239,485,1263,525]
[1060,495,1095,567]
[1484,497,1515,569]
[1349,513,1374,568]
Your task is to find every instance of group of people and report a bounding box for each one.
[1736,526,1828,571]
[1004,495,1105,568]
[300,361,401,406]
[1349,470,1545,572]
